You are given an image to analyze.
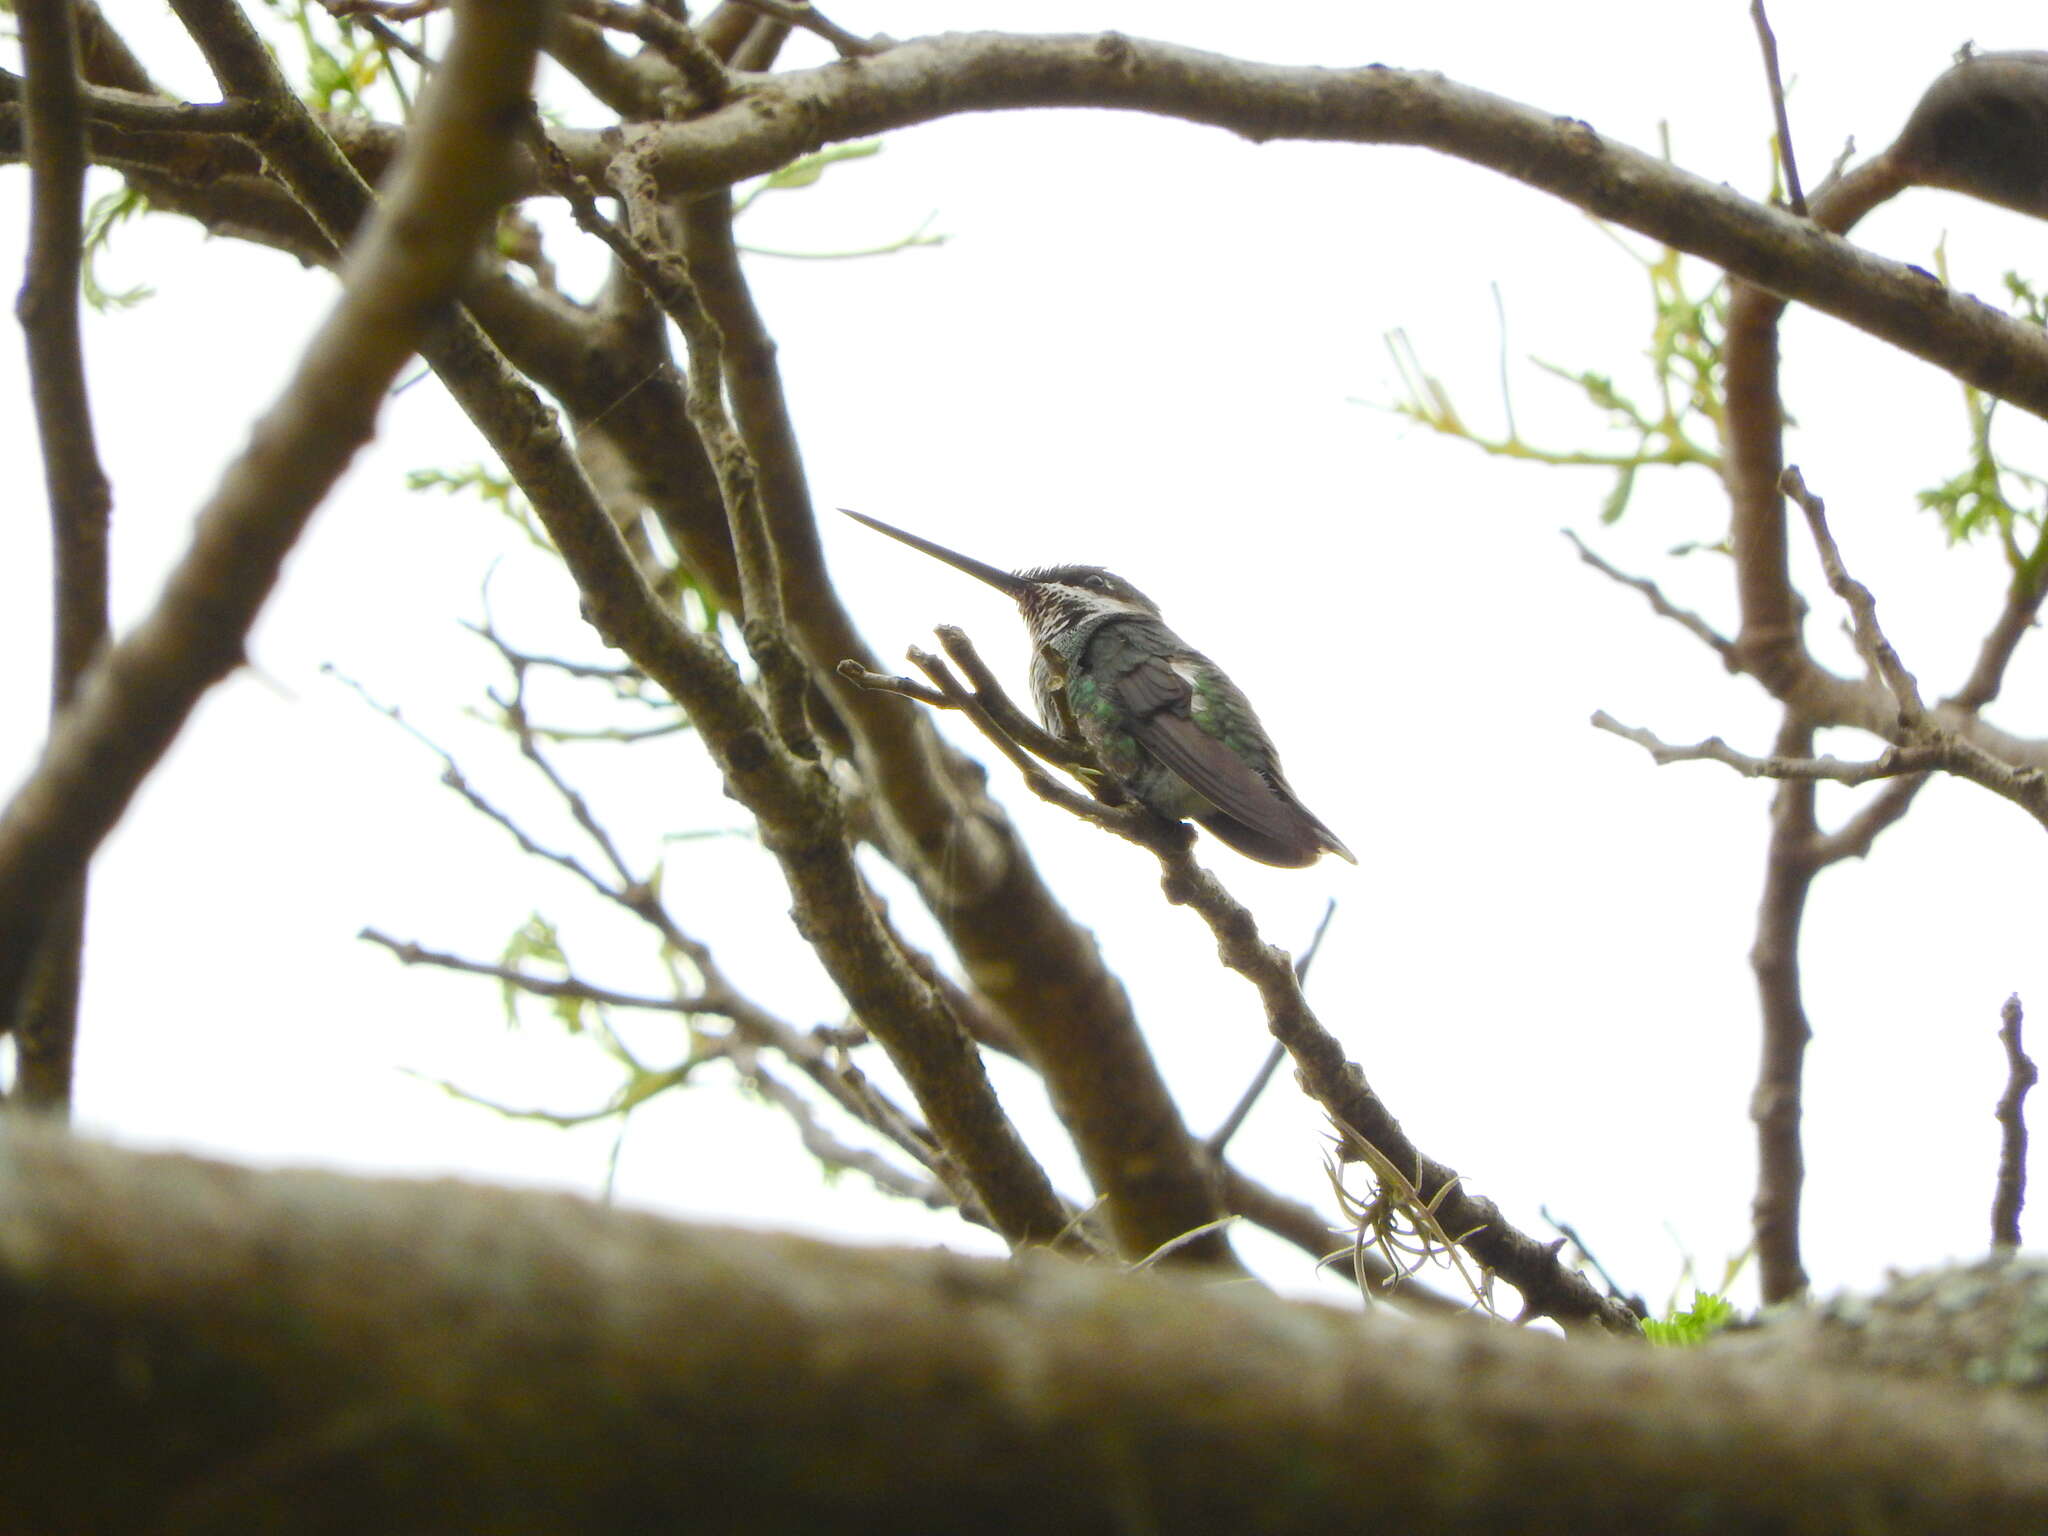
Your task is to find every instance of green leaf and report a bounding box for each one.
[1643,1289,1738,1346]
[498,915,568,1030]
[81,187,155,313]
[761,141,882,193]
[1599,461,1637,524]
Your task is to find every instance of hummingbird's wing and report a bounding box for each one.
[1105,643,1354,868]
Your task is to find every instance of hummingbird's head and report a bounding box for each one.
[1014,565,1163,628]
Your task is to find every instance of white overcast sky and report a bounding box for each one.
[2,3,2044,1309]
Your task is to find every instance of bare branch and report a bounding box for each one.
[325,0,445,19]
[1591,712,1939,785]
[1993,994,2037,1250]
[10,0,115,1107]
[14,1129,2048,1532]
[1804,772,1929,865]
[719,1039,956,1210]
[562,0,730,109]
[558,36,2048,427]
[1563,530,1737,666]
[934,626,1105,775]
[1947,549,2048,714]
[1207,900,1338,1158]
[360,929,702,1016]
[1780,467,1926,724]
[727,0,882,58]
[1748,711,1819,1304]
[836,660,949,709]
[1749,0,1805,216]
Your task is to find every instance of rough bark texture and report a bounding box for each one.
[2,1128,2046,1535]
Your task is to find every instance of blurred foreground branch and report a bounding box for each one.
[3,1127,2045,1533]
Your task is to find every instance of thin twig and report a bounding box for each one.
[1543,1206,1645,1316]
[561,0,730,107]
[836,660,949,709]
[1992,993,2036,1249]
[327,665,621,897]
[1591,711,1938,784]
[935,626,1106,776]
[1563,530,1736,666]
[906,645,1161,846]
[715,1036,957,1210]
[1804,771,1928,864]
[727,0,883,58]
[361,929,706,1015]
[1781,466,1924,723]
[1207,899,1338,1157]
[325,0,445,19]
[1947,540,2048,713]
[1749,0,1806,216]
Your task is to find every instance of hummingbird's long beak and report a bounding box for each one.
[840,509,1034,600]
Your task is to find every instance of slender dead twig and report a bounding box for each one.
[727,0,882,58]
[1207,900,1338,1158]
[1804,772,1928,864]
[1781,467,1924,723]
[1749,0,1806,216]
[361,929,703,1016]
[1992,994,2036,1250]
[1947,538,2048,714]
[1543,1206,1645,1317]
[732,1051,956,1210]
[836,662,947,709]
[324,0,445,18]
[1591,712,1941,785]
[561,0,730,108]
[1563,530,1736,667]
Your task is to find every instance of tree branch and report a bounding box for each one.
[1993,994,2036,1250]
[1563,529,1737,667]
[10,0,115,1107]
[579,36,2048,421]
[1748,711,1820,1303]
[8,1128,2048,1532]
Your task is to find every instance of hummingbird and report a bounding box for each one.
[843,509,1355,869]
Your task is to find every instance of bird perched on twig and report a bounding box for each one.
[843,509,1354,869]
